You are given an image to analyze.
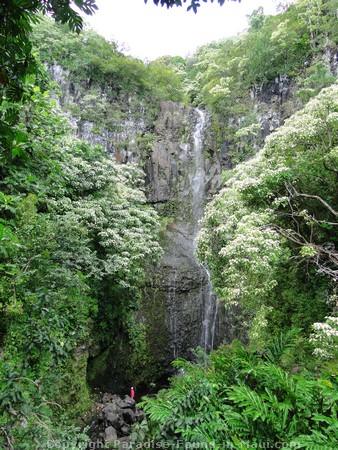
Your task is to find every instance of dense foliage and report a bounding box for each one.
[139,334,338,449]
[0,71,162,447]
[0,0,97,89]
[32,17,184,104]
[197,84,337,346]
[182,0,338,164]
[1,0,338,448]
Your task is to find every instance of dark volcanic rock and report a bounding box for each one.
[87,393,141,448]
[121,408,136,425]
[104,426,117,442]
[116,395,136,410]
[120,424,131,436]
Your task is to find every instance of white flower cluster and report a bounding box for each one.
[197,83,338,324]
[310,316,338,359]
[51,140,163,287]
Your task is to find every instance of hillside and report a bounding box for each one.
[0,1,337,448]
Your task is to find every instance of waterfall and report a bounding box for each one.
[200,265,218,352]
[143,102,224,365]
[190,108,207,229]
[211,298,219,351]
[190,109,219,353]
[168,270,178,359]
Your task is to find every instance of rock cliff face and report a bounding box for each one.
[48,63,149,161]
[48,65,247,384]
[142,102,225,363]
[219,74,295,169]
[252,75,293,139]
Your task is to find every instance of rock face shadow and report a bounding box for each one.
[142,103,233,366]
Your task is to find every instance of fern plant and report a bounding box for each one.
[137,335,338,448]
[263,328,302,365]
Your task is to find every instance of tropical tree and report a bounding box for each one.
[197,84,338,343]
[0,67,162,448]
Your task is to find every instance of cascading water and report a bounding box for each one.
[168,270,178,359]
[200,265,218,352]
[190,109,219,353]
[210,298,219,351]
[190,108,207,231]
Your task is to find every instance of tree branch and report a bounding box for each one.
[285,182,338,219]
[272,224,338,281]
[0,427,13,450]
[323,158,338,179]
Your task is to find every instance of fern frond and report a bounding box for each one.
[171,357,192,370]
[258,363,302,398]
[295,428,338,448]
[312,414,338,429]
[227,384,268,421]
[225,410,251,435]
[263,328,301,365]
[139,396,174,423]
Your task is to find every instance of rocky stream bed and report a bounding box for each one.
[87,392,145,448]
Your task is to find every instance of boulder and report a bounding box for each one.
[117,395,136,409]
[120,424,131,436]
[102,402,119,415]
[102,392,113,403]
[104,426,117,443]
[105,411,121,429]
[121,408,136,424]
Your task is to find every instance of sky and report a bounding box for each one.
[84,0,279,61]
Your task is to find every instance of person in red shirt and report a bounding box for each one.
[130,386,135,399]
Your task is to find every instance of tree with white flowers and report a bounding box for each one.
[310,315,338,359]
[198,84,338,343]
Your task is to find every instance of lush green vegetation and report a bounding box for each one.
[0,67,163,449]
[32,17,184,104]
[139,333,338,449]
[197,84,337,346]
[181,0,338,164]
[1,0,338,448]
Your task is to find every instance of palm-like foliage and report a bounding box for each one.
[137,336,338,448]
[263,328,302,365]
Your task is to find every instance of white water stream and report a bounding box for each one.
[190,108,207,229]
[190,109,219,352]
[200,264,218,352]
[168,269,178,359]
